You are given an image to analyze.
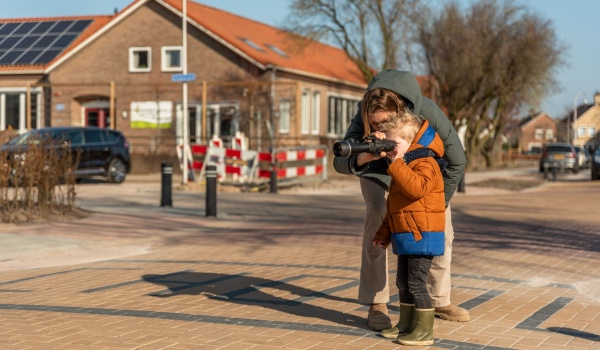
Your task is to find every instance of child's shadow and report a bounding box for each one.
[142,271,366,329]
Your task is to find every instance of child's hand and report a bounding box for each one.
[390,150,404,162]
[372,240,388,249]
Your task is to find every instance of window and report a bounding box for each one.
[301,91,310,135]
[4,93,21,130]
[545,129,553,140]
[278,100,291,133]
[0,90,41,131]
[239,37,264,51]
[265,44,287,57]
[129,47,151,72]
[311,91,320,135]
[589,127,596,137]
[161,46,182,72]
[84,129,105,144]
[578,126,586,137]
[534,128,542,140]
[328,95,359,136]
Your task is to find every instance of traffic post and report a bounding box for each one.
[205,165,217,217]
[160,162,173,207]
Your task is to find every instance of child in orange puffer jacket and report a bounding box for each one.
[372,111,447,346]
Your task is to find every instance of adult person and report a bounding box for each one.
[333,70,468,331]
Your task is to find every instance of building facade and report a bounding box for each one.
[0,0,369,172]
[572,93,600,151]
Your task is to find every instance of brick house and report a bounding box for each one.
[0,0,369,172]
[571,92,600,151]
[508,111,557,153]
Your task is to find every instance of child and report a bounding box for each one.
[372,112,446,346]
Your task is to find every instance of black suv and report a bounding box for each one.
[1,127,131,183]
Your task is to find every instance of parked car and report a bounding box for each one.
[538,142,579,173]
[573,146,590,169]
[1,127,131,183]
[591,149,600,181]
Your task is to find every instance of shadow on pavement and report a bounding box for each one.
[452,208,600,255]
[547,327,600,342]
[142,272,367,329]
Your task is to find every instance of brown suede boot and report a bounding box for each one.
[367,303,392,330]
[434,304,470,322]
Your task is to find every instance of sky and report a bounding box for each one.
[2,0,598,119]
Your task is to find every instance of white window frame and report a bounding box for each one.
[534,128,542,140]
[301,90,310,135]
[161,46,182,72]
[326,93,360,137]
[311,91,320,135]
[588,126,596,137]
[545,129,553,140]
[278,100,291,133]
[578,126,586,137]
[129,47,152,72]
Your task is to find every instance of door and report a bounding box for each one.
[85,108,110,128]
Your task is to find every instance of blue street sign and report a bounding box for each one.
[171,73,196,82]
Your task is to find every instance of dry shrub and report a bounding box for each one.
[0,138,79,224]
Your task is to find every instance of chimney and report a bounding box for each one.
[595,92,600,107]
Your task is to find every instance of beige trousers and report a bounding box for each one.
[357,177,454,307]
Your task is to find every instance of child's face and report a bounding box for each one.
[384,132,410,160]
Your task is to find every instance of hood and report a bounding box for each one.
[367,70,424,115]
[408,120,444,157]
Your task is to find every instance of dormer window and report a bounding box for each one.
[265,44,288,58]
[239,37,264,51]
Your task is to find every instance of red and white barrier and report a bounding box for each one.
[256,147,327,180]
[177,136,327,184]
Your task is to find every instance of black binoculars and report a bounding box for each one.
[333,136,396,157]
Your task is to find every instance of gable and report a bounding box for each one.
[159,0,366,86]
[520,113,555,131]
[576,105,600,125]
[1,0,367,88]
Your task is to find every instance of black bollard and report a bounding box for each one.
[269,164,278,194]
[552,163,557,181]
[160,162,173,207]
[206,165,217,217]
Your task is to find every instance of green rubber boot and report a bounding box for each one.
[396,308,435,346]
[381,303,416,338]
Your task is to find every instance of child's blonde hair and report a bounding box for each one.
[378,112,423,143]
[360,88,409,138]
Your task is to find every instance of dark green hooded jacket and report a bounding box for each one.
[333,69,466,206]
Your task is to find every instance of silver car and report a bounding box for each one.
[539,142,579,173]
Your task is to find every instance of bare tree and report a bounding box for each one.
[285,0,421,82]
[416,0,565,169]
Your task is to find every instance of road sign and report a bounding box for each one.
[171,73,196,82]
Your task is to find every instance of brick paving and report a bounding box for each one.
[0,168,598,349]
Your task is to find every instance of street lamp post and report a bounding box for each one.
[181,0,189,184]
[571,92,586,144]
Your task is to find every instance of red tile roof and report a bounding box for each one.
[163,0,367,86]
[1,0,368,87]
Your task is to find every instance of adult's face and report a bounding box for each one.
[369,110,390,132]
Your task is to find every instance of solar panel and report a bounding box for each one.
[31,22,55,34]
[0,19,91,66]
[0,23,18,35]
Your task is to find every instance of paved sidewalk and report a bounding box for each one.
[0,167,598,349]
